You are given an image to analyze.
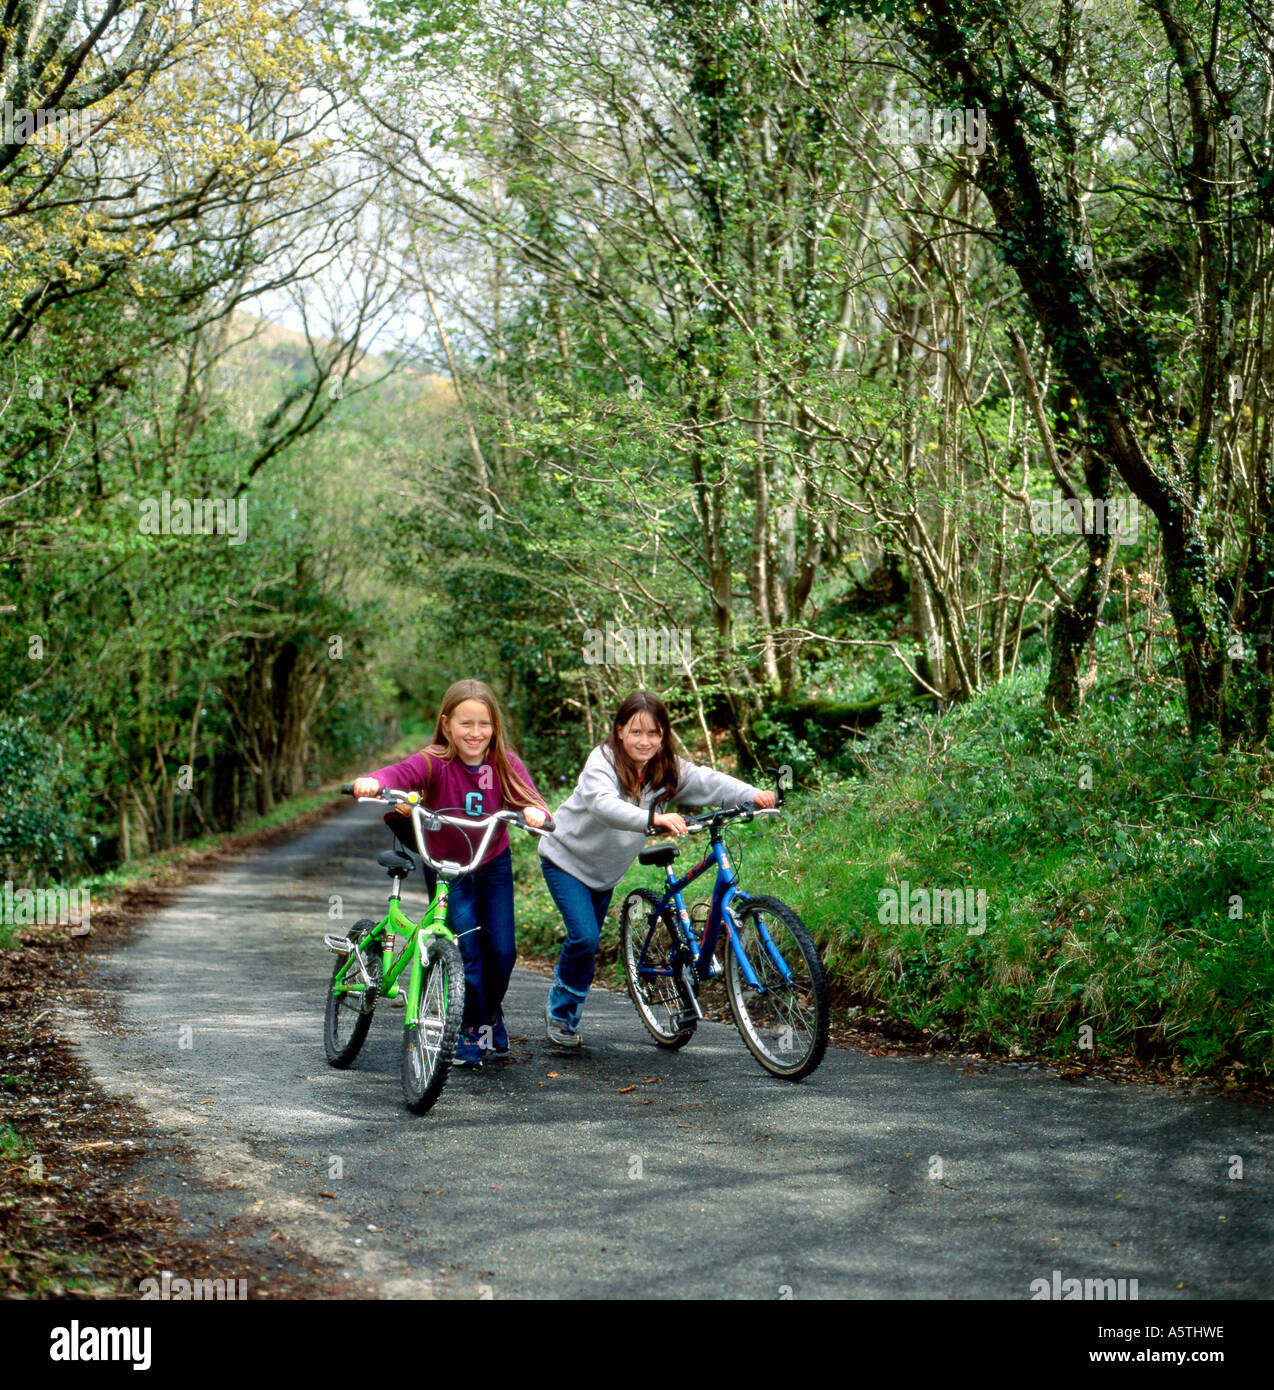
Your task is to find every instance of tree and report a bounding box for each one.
[835,0,1274,738]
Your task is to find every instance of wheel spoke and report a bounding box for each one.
[417,965,448,1079]
[324,923,382,1068]
[726,901,828,1078]
[401,940,464,1113]
[621,891,696,1048]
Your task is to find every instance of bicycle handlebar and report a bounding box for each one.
[340,784,555,879]
[662,762,788,834]
[656,803,782,837]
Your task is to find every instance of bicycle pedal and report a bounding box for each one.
[673,1008,699,1030]
[324,934,352,955]
[686,990,707,1020]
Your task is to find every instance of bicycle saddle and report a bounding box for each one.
[638,844,679,866]
[377,849,416,875]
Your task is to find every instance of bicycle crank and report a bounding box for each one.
[675,959,704,1023]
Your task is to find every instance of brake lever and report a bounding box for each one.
[496,808,556,835]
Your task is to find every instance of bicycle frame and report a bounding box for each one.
[330,792,535,1027]
[637,832,755,990]
[637,806,803,996]
[329,880,456,1028]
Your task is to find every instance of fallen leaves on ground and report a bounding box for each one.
[0,798,374,1300]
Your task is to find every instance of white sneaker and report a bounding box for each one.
[545,1003,580,1048]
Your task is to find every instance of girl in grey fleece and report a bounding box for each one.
[538,690,774,1042]
[539,744,754,890]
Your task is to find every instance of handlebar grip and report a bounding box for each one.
[340,783,355,795]
[541,815,556,833]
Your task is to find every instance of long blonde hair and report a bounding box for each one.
[426,679,541,808]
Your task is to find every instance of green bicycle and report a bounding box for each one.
[323,784,551,1115]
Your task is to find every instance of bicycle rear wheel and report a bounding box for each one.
[324,920,381,1068]
[401,934,464,1115]
[620,889,696,1049]
[725,896,829,1080]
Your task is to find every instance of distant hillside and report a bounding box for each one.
[220,310,456,413]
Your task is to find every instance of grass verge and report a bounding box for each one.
[513,671,1274,1087]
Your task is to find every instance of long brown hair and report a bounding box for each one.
[604,691,681,802]
[425,679,542,809]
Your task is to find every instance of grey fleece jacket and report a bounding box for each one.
[538,744,757,891]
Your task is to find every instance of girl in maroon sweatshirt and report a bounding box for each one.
[353,679,548,1067]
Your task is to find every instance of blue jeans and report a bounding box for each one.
[541,857,614,1032]
[421,847,516,1032]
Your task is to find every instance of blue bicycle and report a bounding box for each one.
[619,783,829,1081]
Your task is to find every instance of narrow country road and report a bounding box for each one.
[61,805,1272,1299]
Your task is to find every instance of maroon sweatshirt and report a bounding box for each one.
[368,748,546,869]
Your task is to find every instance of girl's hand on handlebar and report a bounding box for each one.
[751,789,777,809]
[352,776,409,814]
[523,805,549,829]
[653,811,688,837]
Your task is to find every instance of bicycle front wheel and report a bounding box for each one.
[401,934,464,1115]
[725,896,829,1080]
[620,889,696,1049]
[324,920,381,1068]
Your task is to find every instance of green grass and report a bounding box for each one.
[516,670,1274,1079]
[69,789,339,904]
[775,672,1273,1075]
[0,1120,31,1159]
[17,726,436,927]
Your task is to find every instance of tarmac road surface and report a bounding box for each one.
[61,803,1273,1299]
